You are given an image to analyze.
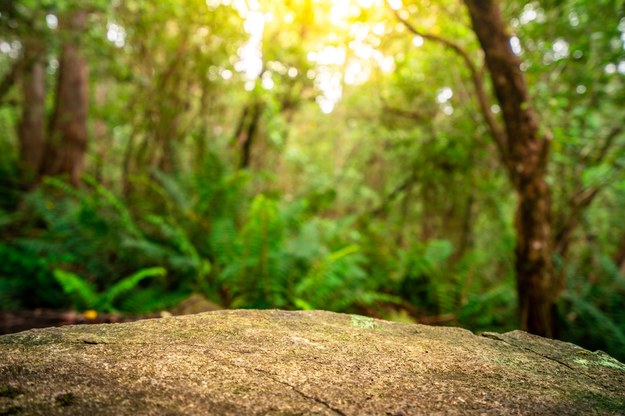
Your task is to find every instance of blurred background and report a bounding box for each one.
[0,0,624,360]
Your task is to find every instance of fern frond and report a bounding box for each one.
[101,267,167,308]
[151,169,192,213]
[53,269,99,310]
[83,175,142,238]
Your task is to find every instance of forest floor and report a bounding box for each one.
[0,309,162,335]
[0,294,224,335]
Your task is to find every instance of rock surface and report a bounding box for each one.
[0,309,624,415]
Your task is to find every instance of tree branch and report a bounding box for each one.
[555,123,625,255]
[554,186,601,257]
[369,169,419,217]
[385,1,509,164]
[380,98,434,122]
[587,124,625,166]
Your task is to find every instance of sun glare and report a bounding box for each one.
[210,0,391,113]
[330,0,351,25]
[387,0,402,11]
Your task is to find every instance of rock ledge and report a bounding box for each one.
[1,309,624,415]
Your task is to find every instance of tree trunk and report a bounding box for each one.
[464,0,557,337]
[40,10,89,186]
[18,38,46,185]
[93,83,109,184]
[234,101,262,169]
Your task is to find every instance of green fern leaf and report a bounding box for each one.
[53,269,99,310]
[102,267,167,308]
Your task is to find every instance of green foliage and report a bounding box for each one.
[221,194,290,308]
[294,244,399,311]
[398,240,456,313]
[0,118,20,212]
[13,177,143,288]
[0,162,392,315]
[123,214,211,289]
[0,244,65,310]
[0,175,197,313]
[1,0,624,365]
[459,284,517,331]
[212,194,390,311]
[53,267,166,312]
[558,254,625,361]
[295,245,361,308]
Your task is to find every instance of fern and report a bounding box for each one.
[458,284,517,330]
[210,217,238,266]
[124,215,211,289]
[150,169,192,214]
[558,253,625,361]
[53,269,99,310]
[101,267,167,308]
[296,245,359,296]
[54,267,166,313]
[84,175,142,238]
[228,195,290,308]
[118,286,191,314]
[561,290,625,359]
[398,239,457,314]
[295,245,373,312]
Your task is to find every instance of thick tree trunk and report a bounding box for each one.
[514,176,555,337]
[18,39,46,185]
[40,10,89,186]
[464,0,557,337]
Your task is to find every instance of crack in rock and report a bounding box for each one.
[252,368,347,416]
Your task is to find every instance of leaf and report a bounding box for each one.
[294,298,314,310]
[582,164,612,188]
[53,269,99,310]
[84,175,142,238]
[102,267,167,308]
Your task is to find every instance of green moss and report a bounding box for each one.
[573,353,625,371]
[596,357,625,371]
[350,315,377,330]
[572,357,590,367]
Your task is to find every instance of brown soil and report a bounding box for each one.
[0,309,160,335]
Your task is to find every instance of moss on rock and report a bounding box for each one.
[0,310,624,415]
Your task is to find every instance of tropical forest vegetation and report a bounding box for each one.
[1,0,625,360]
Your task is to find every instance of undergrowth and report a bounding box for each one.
[0,163,623,361]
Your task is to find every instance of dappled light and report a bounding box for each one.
[0,0,625,366]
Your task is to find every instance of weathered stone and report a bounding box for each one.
[0,309,623,415]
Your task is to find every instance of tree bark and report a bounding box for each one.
[233,101,262,169]
[463,0,557,337]
[40,10,89,186]
[17,38,46,185]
